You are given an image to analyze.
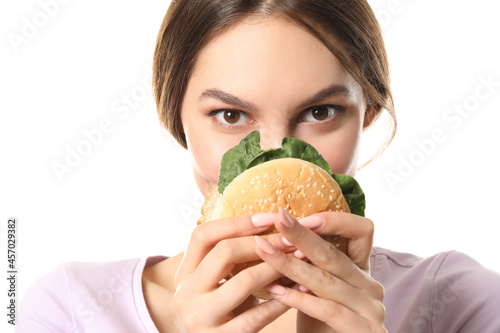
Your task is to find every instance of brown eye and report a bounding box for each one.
[211,109,250,126]
[302,105,341,123]
[223,110,241,124]
[311,106,329,121]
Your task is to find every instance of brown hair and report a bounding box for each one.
[153,0,396,164]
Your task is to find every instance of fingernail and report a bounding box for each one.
[294,250,306,260]
[299,285,311,293]
[251,213,275,227]
[254,236,278,255]
[282,236,293,247]
[265,284,287,297]
[279,207,295,228]
[299,215,323,230]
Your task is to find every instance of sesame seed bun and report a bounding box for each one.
[197,158,350,299]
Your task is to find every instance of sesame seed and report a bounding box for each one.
[249,205,253,210]
[308,203,312,208]
[264,173,268,177]
[321,185,325,188]
[307,177,312,182]
[241,190,245,194]
[256,176,260,180]
[287,194,291,199]
[335,243,340,248]
[258,180,261,184]
[302,193,306,198]
[317,191,321,195]
[277,177,280,182]
[286,204,290,209]
[313,182,317,187]
[264,199,268,204]
[306,184,311,188]
[250,181,254,185]
[277,197,281,202]
[291,191,296,196]
[330,189,335,193]
[263,184,267,188]
[320,193,325,198]
[261,205,265,210]
[271,203,276,207]
[329,195,333,201]
[279,189,283,194]
[279,180,283,185]
[336,205,341,209]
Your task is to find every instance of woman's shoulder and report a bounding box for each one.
[18,256,168,333]
[370,246,499,284]
[371,247,500,332]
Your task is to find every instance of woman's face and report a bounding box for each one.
[181,16,374,195]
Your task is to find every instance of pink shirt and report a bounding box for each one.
[18,248,500,332]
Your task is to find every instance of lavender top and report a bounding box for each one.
[18,247,500,332]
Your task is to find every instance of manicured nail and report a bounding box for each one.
[282,236,293,247]
[298,215,323,230]
[251,213,276,227]
[279,207,295,228]
[265,284,287,297]
[254,236,278,255]
[294,250,306,260]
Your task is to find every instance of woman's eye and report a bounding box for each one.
[302,105,342,122]
[213,110,249,125]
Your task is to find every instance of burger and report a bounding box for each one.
[198,131,365,299]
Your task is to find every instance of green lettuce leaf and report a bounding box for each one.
[218,131,263,193]
[217,131,365,216]
[331,174,365,217]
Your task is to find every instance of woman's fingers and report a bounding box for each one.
[275,208,379,296]
[176,213,276,283]
[191,232,293,293]
[298,210,374,271]
[222,298,290,333]
[255,236,383,321]
[265,283,382,332]
[210,261,284,316]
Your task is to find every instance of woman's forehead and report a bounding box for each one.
[188,16,363,107]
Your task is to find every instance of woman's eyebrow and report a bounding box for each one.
[198,84,350,111]
[199,88,258,111]
[297,84,351,109]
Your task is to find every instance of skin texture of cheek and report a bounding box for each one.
[183,124,231,195]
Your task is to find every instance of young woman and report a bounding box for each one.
[18,1,500,332]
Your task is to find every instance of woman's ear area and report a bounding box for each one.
[363,104,378,130]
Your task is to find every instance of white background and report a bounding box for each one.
[1,0,500,331]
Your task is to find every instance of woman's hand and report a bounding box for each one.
[174,213,292,332]
[255,208,386,333]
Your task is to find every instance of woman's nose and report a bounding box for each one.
[259,124,292,150]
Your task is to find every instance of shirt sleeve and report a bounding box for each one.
[431,251,500,333]
[17,264,75,333]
